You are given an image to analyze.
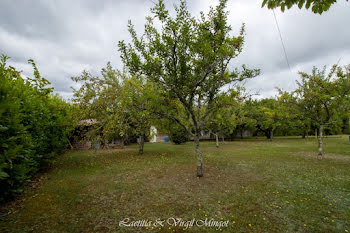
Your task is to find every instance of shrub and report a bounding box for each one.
[170,127,189,144]
[0,55,73,202]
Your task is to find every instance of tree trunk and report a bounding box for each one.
[315,128,317,138]
[194,135,203,177]
[318,125,324,156]
[121,137,125,149]
[222,136,224,142]
[302,130,306,139]
[270,129,273,141]
[67,137,73,149]
[138,134,144,155]
[215,133,219,148]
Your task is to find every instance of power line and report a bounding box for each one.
[336,57,342,66]
[272,9,291,72]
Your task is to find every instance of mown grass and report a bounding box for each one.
[0,135,349,233]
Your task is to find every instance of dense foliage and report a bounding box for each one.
[291,65,349,155]
[169,127,189,144]
[0,55,73,201]
[261,0,347,14]
[71,64,156,154]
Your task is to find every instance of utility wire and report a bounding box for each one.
[336,57,342,66]
[272,9,291,72]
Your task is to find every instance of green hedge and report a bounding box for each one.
[0,55,73,202]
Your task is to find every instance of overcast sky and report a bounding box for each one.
[1,0,349,99]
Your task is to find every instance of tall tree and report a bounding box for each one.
[294,65,350,155]
[120,73,153,154]
[71,63,130,147]
[118,0,259,177]
[72,64,153,154]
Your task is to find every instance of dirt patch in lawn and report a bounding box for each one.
[143,163,262,195]
[295,152,350,162]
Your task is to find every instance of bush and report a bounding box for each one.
[0,55,73,202]
[170,127,189,144]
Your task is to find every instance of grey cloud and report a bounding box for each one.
[0,0,349,100]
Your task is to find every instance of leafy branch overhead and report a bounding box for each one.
[262,0,348,14]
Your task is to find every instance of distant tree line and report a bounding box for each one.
[203,65,349,153]
[71,62,349,162]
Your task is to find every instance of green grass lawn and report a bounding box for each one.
[1,136,350,233]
